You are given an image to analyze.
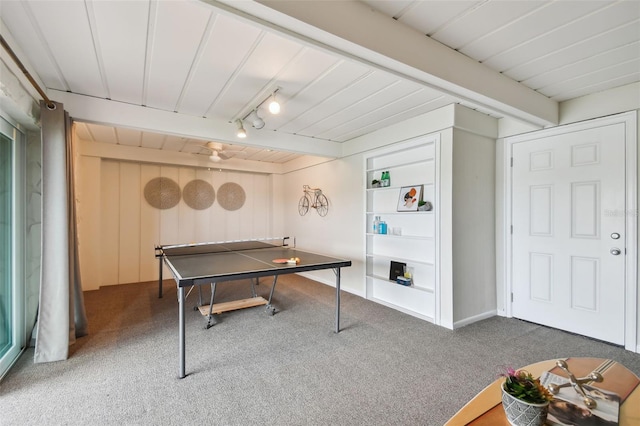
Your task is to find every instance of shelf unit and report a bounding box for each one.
[364,135,439,322]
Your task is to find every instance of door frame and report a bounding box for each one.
[503,111,638,352]
[0,113,26,380]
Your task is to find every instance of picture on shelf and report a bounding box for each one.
[389,261,406,281]
[397,185,423,212]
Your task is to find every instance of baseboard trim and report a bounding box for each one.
[453,310,497,329]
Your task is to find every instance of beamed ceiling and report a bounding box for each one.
[1,0,638,164]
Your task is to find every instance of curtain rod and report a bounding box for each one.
[0,34,56,109]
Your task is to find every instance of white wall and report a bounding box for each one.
[284,104,499,327]
[282,155,365,296]
[451,128,496,324]
[76,151,276,290]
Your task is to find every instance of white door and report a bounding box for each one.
[511,122,626,345]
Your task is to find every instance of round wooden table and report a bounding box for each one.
[445,357,640,425]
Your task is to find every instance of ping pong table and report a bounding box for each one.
[155,237,352,378]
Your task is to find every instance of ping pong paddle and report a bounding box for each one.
[272,259,289,264]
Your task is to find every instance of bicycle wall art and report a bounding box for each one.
[298,185,329,216]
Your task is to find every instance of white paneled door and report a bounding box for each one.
[511,123,626,345]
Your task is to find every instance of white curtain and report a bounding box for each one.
[34,101,87,363]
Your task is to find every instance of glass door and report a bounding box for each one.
[0,132,11,363]
[0,116,25,379]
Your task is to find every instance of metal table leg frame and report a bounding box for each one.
[178,286,186,379]
[250,277,258,298]
[158,257,163,298]
[265,276,278,315]
[205,282,217,329]
[333,268,341,333]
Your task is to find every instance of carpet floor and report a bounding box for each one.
[1,275,639,425]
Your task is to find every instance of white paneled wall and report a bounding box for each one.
[77,157,273,290]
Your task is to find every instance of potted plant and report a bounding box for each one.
[501,368,553,426]
[371,179,380,188]
[417,200,432,211]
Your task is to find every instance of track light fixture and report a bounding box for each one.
[233,87,281,138]
[235,119,246,138]
[246,109,265,129]
[268,91,280,115]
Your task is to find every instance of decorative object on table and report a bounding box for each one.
[371,179,380,188]
[298,184,329,216]
[546,359,604,409]
[501,367,553,426]
[144,177,181,209]
[418,200,432,211]
[397,185,423,212]
[540,368,618,425]
[217,182,246,211]
[380,170,390,187]
[182,179,215,210]
[389,261,406,281]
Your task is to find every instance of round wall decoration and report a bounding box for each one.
[143,177,181,210]
[217,182,246,211]
[183,179,215,210]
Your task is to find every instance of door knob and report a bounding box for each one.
[611,232,621,240]
[610,248,621,256]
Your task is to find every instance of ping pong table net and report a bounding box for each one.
[155,237,293,257]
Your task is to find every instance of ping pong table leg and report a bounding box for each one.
[178,286,186,379]
[335,268,341,333]
[265,276,278,315]
[158,257,163,298]
[205,282,218,329]
[250,277,258,298]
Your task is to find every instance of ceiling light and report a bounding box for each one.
[209,151,221,162]
[235,119,246,138]
[268,92,280,115]
[246,109,265,129]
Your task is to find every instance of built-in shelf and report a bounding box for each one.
[366,157,435,173]
[365,136,438,322]
[366,253,434,266]
[365,233,434,241]
[365,211,434,215]
[367,274,435,293]
[366,182,435,192]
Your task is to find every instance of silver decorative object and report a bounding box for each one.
[548,359,604,409]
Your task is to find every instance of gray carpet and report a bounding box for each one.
[1,275,639,425]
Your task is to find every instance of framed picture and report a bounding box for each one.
[397,184,423,212]
[389,261,406,281]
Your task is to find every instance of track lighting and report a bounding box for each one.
[246,109,265,129]
[235,119,246,138]
[268,91,280,115]
[232,88,281,138]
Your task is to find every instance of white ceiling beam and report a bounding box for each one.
[212,0,558,127]
[50,90,343,158]
[78,138,283,174]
